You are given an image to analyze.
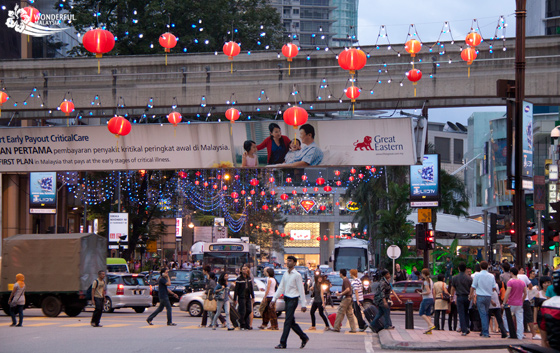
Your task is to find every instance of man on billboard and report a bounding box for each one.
[276,124,323,167]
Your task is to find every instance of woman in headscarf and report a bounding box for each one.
[8,273,26,326]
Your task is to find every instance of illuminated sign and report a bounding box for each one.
[290,229,311,240]
[410,154,440,207]
[345,201,361,212]
[300,199,316,213]
[29,172,57,214]
[208,244,244,252]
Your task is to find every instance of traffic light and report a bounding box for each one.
[426,229,435,250]
[526,231,536,248]
[490,213,506,244]
[543,220,559,251]
[416,223,427,250]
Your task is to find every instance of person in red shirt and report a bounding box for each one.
[256,123,291,165]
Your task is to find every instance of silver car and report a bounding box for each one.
[103,273,152,313]
[179,279,285,318]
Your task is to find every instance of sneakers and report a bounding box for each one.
[167,323,177,326]
[533,335,542,340]
[359,327,367,332]
[227,327,235,331]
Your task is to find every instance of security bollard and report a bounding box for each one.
[405,300,414,329]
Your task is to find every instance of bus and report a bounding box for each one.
[332,238,371,275]
[202,238,257,276]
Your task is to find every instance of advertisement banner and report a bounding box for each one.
[108,213,128,243]
[29,172,57,214]
[175,217,183,239]
[0,118,417,172]
[522,101,533,178]
[409,154,440,207]
[290,229,311,240]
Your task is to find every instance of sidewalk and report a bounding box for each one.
[378,327,534,351]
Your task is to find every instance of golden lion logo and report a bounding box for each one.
[354,136,373,151]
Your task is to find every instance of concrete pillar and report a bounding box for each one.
[4,174,20,238]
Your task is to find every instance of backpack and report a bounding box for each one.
[86,279,99,299]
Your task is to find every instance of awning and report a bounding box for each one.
[407,212,485,235]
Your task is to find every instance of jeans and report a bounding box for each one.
[477,295,491,337]
[10,305,24,326]
[212,300,232,328]
[237,297,252,329]
[334,297,357,331]
[504,305,524,340]
[353,300,366,329]
[91,297,103,325]
[148,296,172,324]
[280,296,308,347]
[310,301,330,328]
[456,295,470,334]
[370,304,391,330]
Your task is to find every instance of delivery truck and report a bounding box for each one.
[0,233,107,317]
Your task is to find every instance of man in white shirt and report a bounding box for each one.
[517,267,539,340]
[272,256,308,349]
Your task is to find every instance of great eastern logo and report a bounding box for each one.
[5,4,72,37]
[353,136,373,151]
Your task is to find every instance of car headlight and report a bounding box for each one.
[175,286,186,292]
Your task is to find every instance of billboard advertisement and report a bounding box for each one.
[0,118,417,172]
[108,213,128,243]
[522,101,533,178]
[29,172,57,214]
[290,229,311,240]
[410,154,440,207]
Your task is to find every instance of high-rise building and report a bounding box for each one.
[269,0,358,48]
[527,0,560,36]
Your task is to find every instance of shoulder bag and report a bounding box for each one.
[203,297,217,312]
[10,287,25,307]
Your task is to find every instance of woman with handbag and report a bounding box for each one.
[200,266,217,327]
[212,273,234,330]
[433,273,450,330]
[8,273,26,327]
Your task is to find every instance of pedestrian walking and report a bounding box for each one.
[489,273,507,338]
[369,270,400,331]
[469,261,495,338]
[419,268,435,334]
[211,273,234,331]
[350,269,367,331]
[201,266,217,327]
[502,267,527,340]
[260,267,278,330]
[271,256,309,349]
[332,269,358,333]
[433,274,450,330]
[90,270,106,327]
[451,262,473,336]
[8,273,26,327]
[147,267,179,326]
[233,264,254,330]
[500,262,512,287]
[308,274,330,331]
[517,266,539,340]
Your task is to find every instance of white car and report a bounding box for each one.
[103,273,152,313]
[179,279,285,318]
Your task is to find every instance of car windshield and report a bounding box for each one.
[169,271,190,282]
[122,276,147,286]
[328,276,343,286]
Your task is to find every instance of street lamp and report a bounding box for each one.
[551,126,560,138]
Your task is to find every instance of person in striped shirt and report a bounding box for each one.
[350,269,367,331]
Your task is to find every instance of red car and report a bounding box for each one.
[363,280,423,310]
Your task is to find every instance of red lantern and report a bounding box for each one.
[349,176,355,182]
[59,100,75,116]
[159,32,177,52]
[406,69,423,97]
[22,6,40,23]
[313,187,319,192]
[319,205,326,211]
[281,233,286,237]
[213,184,218,189]
[222,185,228,191]
[405,39,422,57]
[0,91,9,106]
[107,116,131,137]
[338,48,367,75]
[203,182,209,187]
[231,192,239,199]
[223,41,241,59]
[225,108,240,123]
[282,43,299,75]
[345,86,360,102]
[461,47,477,65]
[82,29,115,73]
[324,185,332,192]
[195,180,200,186]
[350,168,356,174]
[316,177,325,186]
[292,190,297,195]
[336,181,342,186]
[316,236,321,241]
[280,194,289,200]
[302,188,307,193]
[283,107,308,133]
[250,189,256,195]
[167,111,182,127]
[262,205,269,211]
[269,177,275,183]
[240,190,246,195]
[358,173,364,179]
[301,175,308,181]
[286,177,292,183]
[270,190,276,196]
[465,32,482,47]
[249,178,259,186]
[260,191,266,196]
[178,171,186,179]
[323,235,328,241]
[334,170,340,176]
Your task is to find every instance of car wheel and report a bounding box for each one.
[103,297,114,313]
[188,302,203,317]
[133,307,146,313]
[253,303,261,318]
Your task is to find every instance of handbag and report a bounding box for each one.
[203,298,217,312]
[441,293,451,302]
[10,288,25,307]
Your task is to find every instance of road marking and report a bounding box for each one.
[365,333,375,353]
[345,331,366,335]
[139,325,165,328]
[26,317,54,321]
[102,324,131,328]
[26,323,58,327]
[180,325,200,329]
[303,329,324,334]
[61,323,91,327]
[0,323,14,326]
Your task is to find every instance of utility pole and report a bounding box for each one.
[514,0,527,267]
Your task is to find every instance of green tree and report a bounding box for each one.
[242,208,287,260]
[58,0,283,56]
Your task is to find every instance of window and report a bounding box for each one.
[454,139,464,164]
[393,284,406,293]
[122,276,147,286]
[405,283,421,293]
[434,137,451,163]
[107,275,119,285]
[293,9,299,14]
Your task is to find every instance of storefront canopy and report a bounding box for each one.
[407,213,485,235]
